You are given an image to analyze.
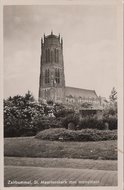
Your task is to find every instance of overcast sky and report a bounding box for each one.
[4,3,118,100]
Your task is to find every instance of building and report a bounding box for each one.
[39,32,100,107]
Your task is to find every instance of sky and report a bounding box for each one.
[4,3,118,100]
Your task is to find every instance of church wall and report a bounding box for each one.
[39,32,100,107]
[39,32,65,103]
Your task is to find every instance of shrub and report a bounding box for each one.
[62,114,79,129]
[78,117,104,130]
[78,116,117,131]
[103,116,117,130]
[35,128,117,142]
[54,106,75,118]
[4,92,45,137]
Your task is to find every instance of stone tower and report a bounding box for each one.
[39,31,65,103]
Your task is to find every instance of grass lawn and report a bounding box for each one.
[5,157,117,171]
[4,137,117,160]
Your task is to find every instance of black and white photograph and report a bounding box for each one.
[2,0,123,189]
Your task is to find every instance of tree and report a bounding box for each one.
[4,91,44,137]
[109,87,117,103]
[103,87,117,118]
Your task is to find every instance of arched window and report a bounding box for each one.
[45,49,47,62]
[54,49,59,63]
[55,68,60,84]
[51,51,53,63]
[47,69,50,83]
[58,68,60,83]
[57,49,59,62]
[48,49,50,62]
[54,49,56,62]
[45,69,50,84]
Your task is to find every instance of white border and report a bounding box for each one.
[0,0,123,190]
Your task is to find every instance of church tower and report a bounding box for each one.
[39,31,65,103]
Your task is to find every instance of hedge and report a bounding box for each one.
[35,128,117,142]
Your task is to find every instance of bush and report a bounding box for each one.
[103,116,117,130]
[4,92,45,137]
[4,92,118,137]
[54,106,74,118]
[62,114,79,129]
[35,128,117,142]
[32,117,63,133]
[78,117,117,130]
[78,117,103,130]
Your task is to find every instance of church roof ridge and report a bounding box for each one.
[65,86,98,98]
[66,86,96,92]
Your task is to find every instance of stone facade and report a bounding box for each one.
[39,32,100,106]
[39,31,65,103]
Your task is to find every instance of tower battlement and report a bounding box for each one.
[41,32,63,48]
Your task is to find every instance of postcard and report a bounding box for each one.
[0,0,123,190]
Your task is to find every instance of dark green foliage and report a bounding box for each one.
[103,87,117,118]
[54,109,74,118]
[62,114,79,129]
[103,116,117,130]
[4,92,44,137]
[35,128,117,142]
[32,117,63,133]
[78,118,103,130]
[47,100,54,105]
[109,87,117,103]
[81,102,93,108]
[53,103,74,118]
[4,91,118,138]
[78,117,117,130]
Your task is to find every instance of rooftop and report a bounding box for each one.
[65,86,98,99]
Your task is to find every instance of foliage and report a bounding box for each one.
[107,87,117,116]
[102,87,117,130]
[4,89,118,137]
[78,116,117,130]
[35,128,117,142]
[78,117,103,130]
[103,116,117,130]
[53,103,74,118]
[62,113,79,129]
[81,102,93,108]
[4,91,44,137]
[109,87,117,103]
[103,101,117,119]
[32,117,63,132]
[47,100,54,105]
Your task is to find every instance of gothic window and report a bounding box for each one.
[54,49,56,62]
[48,49,50,62]
[54,49,59,63]
[45,69,50,84]
[45,49,47,62]
[45,49,50,63]
[51,51,53,63]
[57,49,59,62]
[55,68,60,84]
[58,68,60,83]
